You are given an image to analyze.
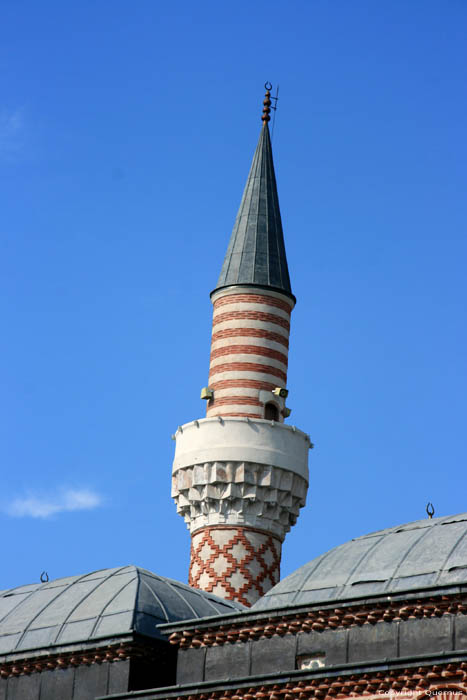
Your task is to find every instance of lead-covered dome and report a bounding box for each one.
[0,565,243,655]
[252,512,467,611]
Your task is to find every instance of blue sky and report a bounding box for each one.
[1,0,466,591]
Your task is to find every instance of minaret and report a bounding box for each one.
[171,87,310,607]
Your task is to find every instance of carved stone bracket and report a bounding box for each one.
[172,461,308,540]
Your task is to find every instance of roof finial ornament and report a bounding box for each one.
[262,82,272,123]
[426,502,435,519]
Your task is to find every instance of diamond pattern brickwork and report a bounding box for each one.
[189,526,281,607]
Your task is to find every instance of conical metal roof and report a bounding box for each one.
[213,122,294,302]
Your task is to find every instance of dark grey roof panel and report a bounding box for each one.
[53,618,96,645]
[0,566,244,655]
[252,512,467,611]
[213,122,293,301]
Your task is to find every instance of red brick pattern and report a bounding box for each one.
[189,526,281,607]
[174,594,467,650]
[213,310,290,332]
[213,293,293,313]
[209,411,263,418]
[208,291,292,418]
[149,663,467,700]
[209,361,287,383]
[212,328,289,348]
[207,396,263,407]
[210,379,277,391]
[0,640,156,680]
[210,344,288,366]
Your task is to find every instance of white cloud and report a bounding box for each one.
[5,488,102,519]
[0,108,24,156]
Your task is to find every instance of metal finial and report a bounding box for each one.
[40,571,49,583]
[262,83,272,123]
[426,502,435,519]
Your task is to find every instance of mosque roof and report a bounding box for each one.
[213,121,294,302]
[252,512,467,611]
[0,565,243,656]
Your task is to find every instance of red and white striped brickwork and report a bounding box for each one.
[207,287,295,420]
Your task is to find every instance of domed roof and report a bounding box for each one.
[252,512,467,611]
[0,565,243,655]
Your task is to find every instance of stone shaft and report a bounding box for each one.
[207,287,294,421]
[189,526,281,607]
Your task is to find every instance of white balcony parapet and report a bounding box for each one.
[171,417,310,540]
[173,417,310,480]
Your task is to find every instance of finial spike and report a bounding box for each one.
[262,82,272,123]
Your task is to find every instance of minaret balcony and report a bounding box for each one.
[171,417,310,540]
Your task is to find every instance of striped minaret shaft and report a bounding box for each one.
[207,288,293,420]
[172,87,310,607]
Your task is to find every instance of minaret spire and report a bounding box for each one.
[171,86,310,607]
[214,86,294,301]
